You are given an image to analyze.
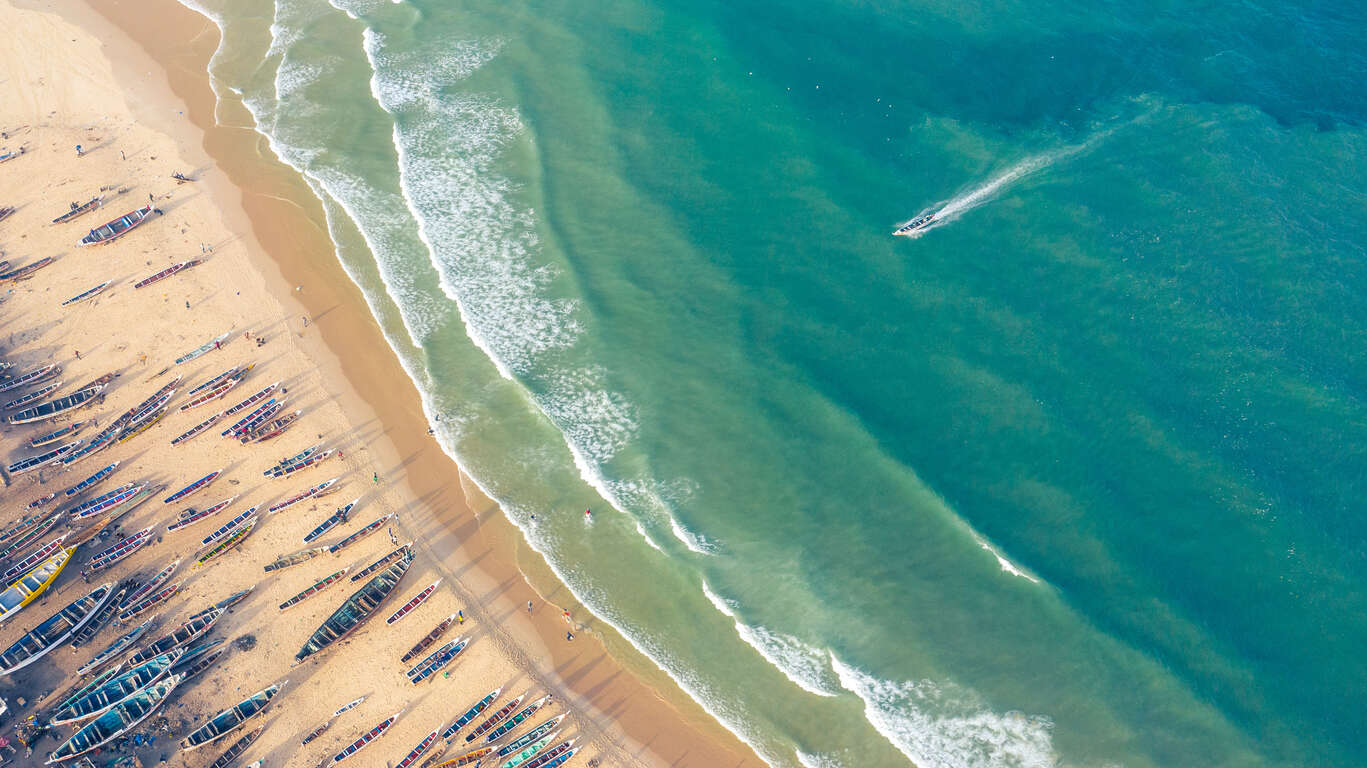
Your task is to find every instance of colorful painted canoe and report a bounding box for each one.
[278,567,350,611]
[495,715,566,758]
[59,420,120,463]
[499,732,559,768]
[133,259,201,289]
[44,676,181,764]
[262,546,327,574]
[397,728,440,768]
[76,618,154,676]
[0,512,63,560]
[89,526,155,571]
[48,649,182,725]
[119,560,180,609]
[466,695,525,743]
[1,533,70,583]
[270,477,340,515]
[174,331,231,365]
[4,380,62,410]
[171,410,224,445]
[0,548,72,625]
[164,470,221,503]
[387,580,440,625]
[221,398,278,437]
[521,742,577,768]
[77,205,154,246]
[432,747,492,767]
[330,711,401,764]
[61,461,118,496]
[100,485,160,524]
[52,195,105,224]
[0,512,51,546]
[326,512,394,555]
[0,363,60,393]
[297,549,414,663]
[439,689,501,741]
[6,439,80,474]
[9,384,103,425]
[303,499,355,543]
[269,449,334,478]
[401,614,458,664]
[264,443,319,475]
[67,483,139,520]
[179,376,242,410]
[188,366,244,397]
[0,582,113,675]
[200,507,258,548]
[207,725,264,768]
[220,382,278,423]
[240,409,300,443]
[194,517,257,568]
[0,256,54,282]
[180,682,284,751]
[124,609,223,668]
[350,543,413,582]
[117,581,182,621]
[69,583,128,648]
[406,638,467,684]
[482,696,550,743]
[167,496,238,532]
[61,280,112,306]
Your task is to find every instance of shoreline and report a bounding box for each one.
[20,0,765,766]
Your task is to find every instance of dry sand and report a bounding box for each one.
[0,0,760,766]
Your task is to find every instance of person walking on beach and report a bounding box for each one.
[566,631,575,642]
[527,601,533,615]
[74,144,82,157]
[372,472,380,484]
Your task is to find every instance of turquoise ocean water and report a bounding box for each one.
[176,0,1367,765]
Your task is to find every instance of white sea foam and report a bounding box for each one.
[831,655,1059,768]
[702,582,839,698]
[974,537,1040,583]
[634,521,664,552]
[795,751,847,768]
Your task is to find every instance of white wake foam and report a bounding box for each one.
[974,537,1040,583]
[702,583,839,698]
[831,655,1059,768]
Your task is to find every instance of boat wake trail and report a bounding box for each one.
[897,150,1068,238]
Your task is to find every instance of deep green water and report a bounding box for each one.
[180,0,1367,764]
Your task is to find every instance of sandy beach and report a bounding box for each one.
[0,1,760,766]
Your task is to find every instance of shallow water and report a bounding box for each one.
[179,0,1367,765]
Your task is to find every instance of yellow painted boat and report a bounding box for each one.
[0,547,74,624]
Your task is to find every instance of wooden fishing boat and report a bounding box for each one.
[270,449,334,478]
[52,195,105,224]
[207,725,264,768]
[301,720,332,746]
[88,526,155,571]
[52,194,103,224]
[221,398,278,437]
[482,696,550,743]
[128,391,174,425]
[0,363,59,393]
[351,543,413,582]
[167,496,238,532]
[228,400,283,437]
[1,533,70,583]
[270,478,341,515]
[118,559,180,609]
[262,546,327,573]
[387,579,441,625]
[117,405,169,442]
[0,512,63,560]
[0,205,13,222]
[0,256,54,282]
[194,517,257,568]
[419,744,449,768]
[117,581,181,621]
[334,696,366,717]
[303,499,355,543]
[124,608,223,668]
[48,649,182,725]
[61,280,112,306]
[76,618,154,676]
[200,507,258,548]
[45,676,182,764]
[241,409,301,443]
[302,694,365,745]
[432,747,492,767]
[179,376,242,410]
[47,664,124,724]
[0,583,113,675]
[406,637,467,684]
[100,484,160,524]
[0,548,72,625]
[173,331,231,365]
[401,614,458,664]
[116,376,181,424]
[172,643,225,682]
[69,583,129,648]
[201,586,254,614]
[164,469,221,503]
[77,204,154,246]
[61,461,118,496]
[466,695,525,743]
[278,567,350,611]
[220,382,278,425]
[521,742,577,768]
[326,512,394,555]
[133,259,201,289]
[397,728,440,768]
[3,380,61,410]
[67,483,139,520]
[188,366,244,397]
[59,421,120,463]
[264,443,318,476]
[180,682,284,751]
[330,710,401,764]
[296,548,414,663]
[499,732,559,768]
[0,511,52,546]
[171,410,225,445]
[6,438,80,474]
[25,492,58,511]
[117,554,179,609]
[495,715,565,758]
[8,383,103,425]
